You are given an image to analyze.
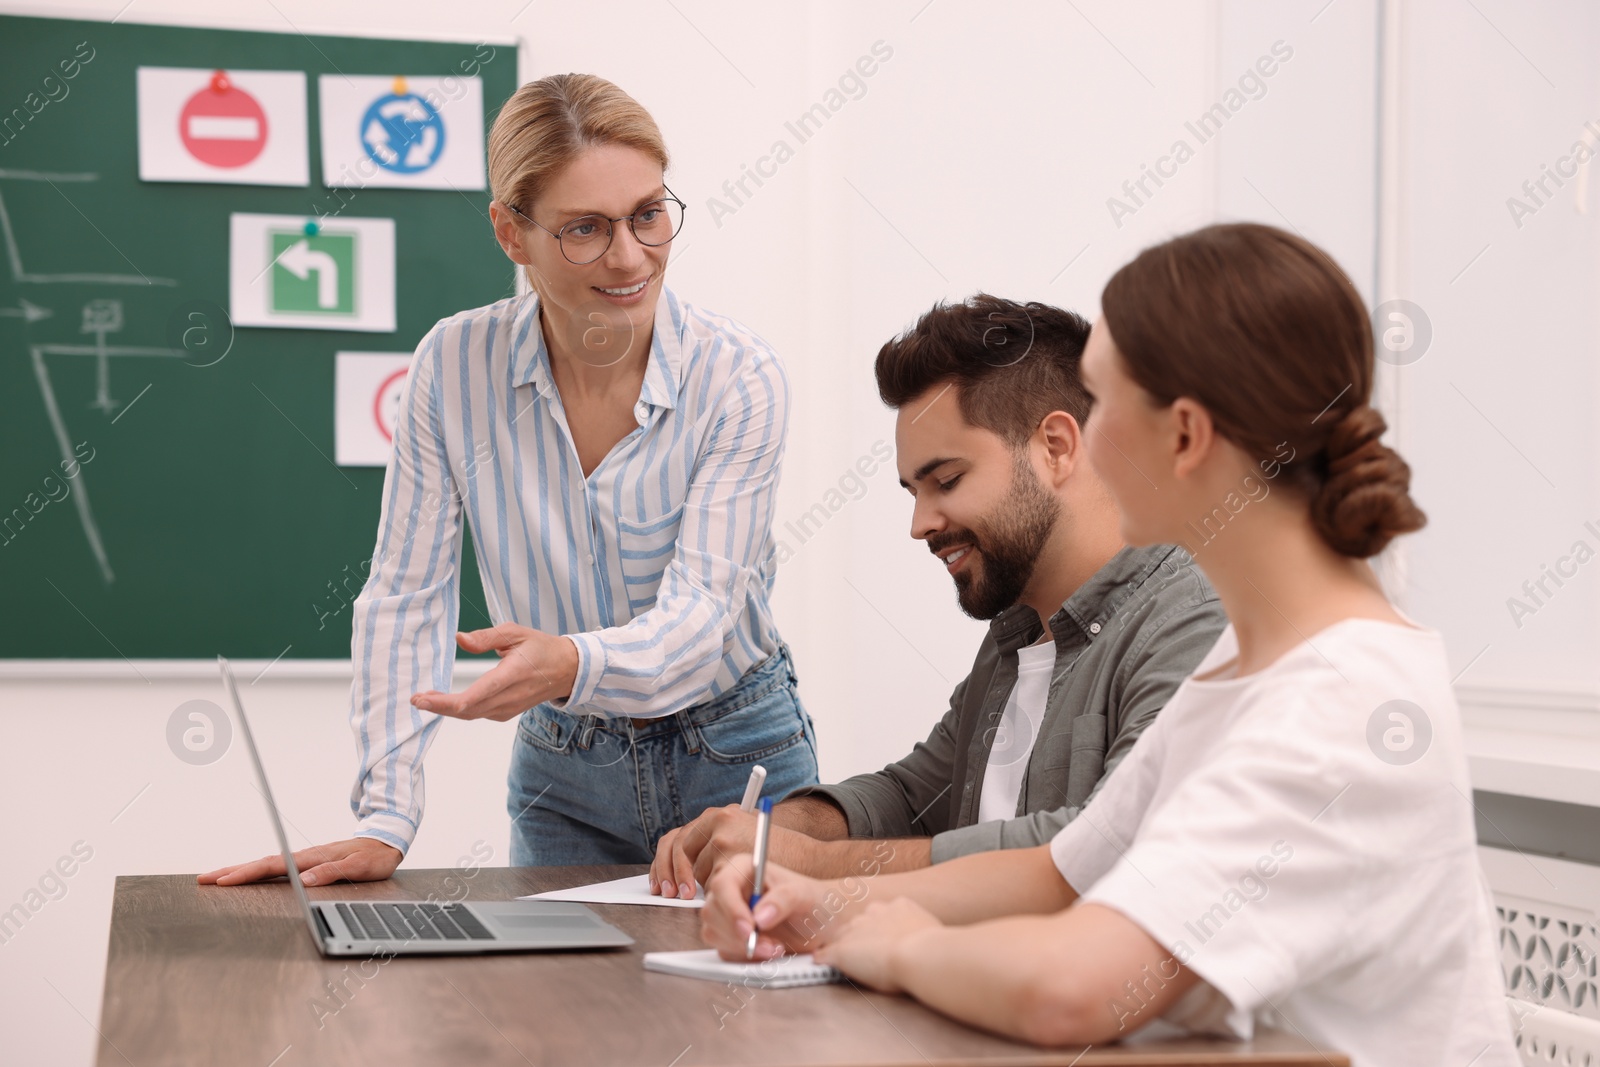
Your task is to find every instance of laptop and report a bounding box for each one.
[217,656,635,956]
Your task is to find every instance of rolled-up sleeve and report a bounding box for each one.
[348,327,461,854]
[931,804,1076,862]
[787,675,970,837]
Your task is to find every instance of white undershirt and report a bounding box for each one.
[977,640,1056,823]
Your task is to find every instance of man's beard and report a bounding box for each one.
[928,452,1062,621]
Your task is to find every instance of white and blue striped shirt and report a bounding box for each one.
[348,287,790,852]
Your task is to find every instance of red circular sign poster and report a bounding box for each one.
[179,81,268,168]
[373,368,409,443]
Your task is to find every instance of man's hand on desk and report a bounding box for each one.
[198,837,401,886]
[650,807,826,899]
[649,797,932,898]
[409,624,580,721]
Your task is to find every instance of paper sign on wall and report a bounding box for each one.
[335,352,413,465]
[318,75,485,190]
[137,67,309,186]
[229,213,395,332]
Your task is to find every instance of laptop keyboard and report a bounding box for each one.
[335,901,496,941]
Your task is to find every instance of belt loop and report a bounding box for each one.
[677,709,701,755]
[576,714,600,750]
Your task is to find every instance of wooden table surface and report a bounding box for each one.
[96,865,1347,1067]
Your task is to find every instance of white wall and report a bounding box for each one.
[6,1,1597,1064]
[1391,0,1600,690]
[1378,0,1600,814]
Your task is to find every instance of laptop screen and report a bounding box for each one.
[217,656,325,945]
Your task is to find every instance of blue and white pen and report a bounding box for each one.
[745,796,773,959]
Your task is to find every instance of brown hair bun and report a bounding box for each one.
[1100,223,1429,559]
[1310,405,1426,558]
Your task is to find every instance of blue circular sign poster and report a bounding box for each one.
[360,92,445,174]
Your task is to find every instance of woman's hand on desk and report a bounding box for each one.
[410,624,580,721]
[197,837,402,886]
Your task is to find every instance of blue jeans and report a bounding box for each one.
[506,644,820,866]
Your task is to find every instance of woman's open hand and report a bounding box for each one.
[410,624,579,721]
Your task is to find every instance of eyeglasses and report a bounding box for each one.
[505,188,686,265]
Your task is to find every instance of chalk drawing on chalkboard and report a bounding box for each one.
[0,298,51,324]
[26,332,188,586]
[2,170,186,583]
[82,299,124,413]
[0,168,179,287]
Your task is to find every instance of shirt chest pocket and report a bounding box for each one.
[1032,712,1107,810]
[1038,711,1105,762]
[615,502,686,599]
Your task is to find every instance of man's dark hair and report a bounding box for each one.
[874,293,1094,445]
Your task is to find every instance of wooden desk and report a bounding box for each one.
[97,865,1347,1066]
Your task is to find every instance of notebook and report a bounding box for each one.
[642,949,842,988]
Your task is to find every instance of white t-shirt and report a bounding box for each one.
[977,640,1056,823]
[1049,619,1517,1067]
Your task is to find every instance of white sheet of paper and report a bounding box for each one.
[137,67,308,186]
[335,352,412,466]
[319,75,485,189]
[229,213,395,332]
[520,873,706,909]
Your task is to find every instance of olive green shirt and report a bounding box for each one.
[788,544,1225,861]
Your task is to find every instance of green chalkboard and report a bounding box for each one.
[0,14,518,658]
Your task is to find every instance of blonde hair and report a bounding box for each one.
[487,73,669,217]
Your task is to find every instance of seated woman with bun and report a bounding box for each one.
[697,223,1517,1066]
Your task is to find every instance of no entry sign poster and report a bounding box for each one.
[137,67,309,186]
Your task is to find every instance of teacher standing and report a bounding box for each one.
[202,74,819,885]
